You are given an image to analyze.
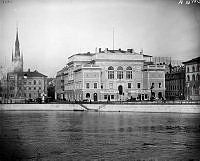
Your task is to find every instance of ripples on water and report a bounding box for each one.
[0,109,200,161]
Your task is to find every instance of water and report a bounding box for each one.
[0,110,200,161]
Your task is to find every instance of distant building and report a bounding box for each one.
[56,48,166,102]
[23,69,47,100]
[47,78,56,99]
[183,57,200,101]
[165,66,185,100]
[55,68,65,100]
[1,29,48,102]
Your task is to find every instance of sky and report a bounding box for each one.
[0,0,200,77]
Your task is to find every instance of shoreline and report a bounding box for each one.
[0,103,200,113]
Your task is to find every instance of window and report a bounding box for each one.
[34,80,36,85]
[197,74,200,81]
[126,66,132,79]
[38,80,41,85]
[128,83,131,89]
[187,67,189,73]
[159,83,161,88]
[109,83,113,89]
[94,83,97,89]
[108,66,114,79]
[24,81,26,85]
[187,75,190,81]
[86,83,89,89]
[24,87,26,90]
[101,83,103,89]
[151,83,154,89]
[192,74,195,81]
[192,66,195,72]
[111,95,114,99]
[29,87,31,90]
[117,66,123,79]
[104,95,107,99]
[39,87,41,90]
[29,82,31,85]
[86,93,90,98]
[137,83,140,89]
[29,93,31,98]
[34,87,36,90]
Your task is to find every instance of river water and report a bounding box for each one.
[0,110,200,161]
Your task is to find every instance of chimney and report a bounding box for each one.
[99,48,101,53]
[119,48,121,51]
[28,68,30,72]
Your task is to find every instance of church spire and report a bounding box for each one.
[15,27,20,57]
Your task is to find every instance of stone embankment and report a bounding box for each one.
[0,103,200,113]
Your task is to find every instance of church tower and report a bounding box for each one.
[12,28,23,73]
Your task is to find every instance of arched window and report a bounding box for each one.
[126,66,132,79]
[192,74,195,81]
[197,74,200,81]
[33,80,36,85]
[108,66,114,79]
[187,67,189,73]
[117,66,123,79]
[187,75,190,82]
[86,93,90,98]
[192,66,195,72]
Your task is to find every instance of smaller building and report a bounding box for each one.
[55,68,65,100]
[165,65,185,100]
[23,69,47,100]
[183,57,200,101]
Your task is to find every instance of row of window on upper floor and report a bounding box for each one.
[187,65,200,73]
[108,70,133,79]
[187,74,200,82]
[24,80,42,85]
[85,82,162,89]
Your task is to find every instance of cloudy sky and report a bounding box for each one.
[0,0,200,77]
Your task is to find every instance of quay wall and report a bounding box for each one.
[0,104,85,111]
[0,104,200,113]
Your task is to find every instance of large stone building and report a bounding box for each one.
[183,57,200,101]
[56,48,165,102]
[165,66,185,100]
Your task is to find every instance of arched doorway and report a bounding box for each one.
[118,85,123,95]
[86,93,90,98]
[94,93,98,102]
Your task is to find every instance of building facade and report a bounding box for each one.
[56,48,165,102]
[183,57,200,101]
[165,66,185,100]
[23,69,47,100]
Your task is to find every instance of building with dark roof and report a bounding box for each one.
[183,57,200,101]
[23,69,47,100]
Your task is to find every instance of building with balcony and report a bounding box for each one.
[56,48,165,102]
[183,57,200,101]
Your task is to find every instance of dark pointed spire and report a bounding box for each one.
[15,27,20,57]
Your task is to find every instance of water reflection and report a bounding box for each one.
[0,111,200,160]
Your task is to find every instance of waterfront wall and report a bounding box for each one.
[0,104,85,111]
[0,103,200,113]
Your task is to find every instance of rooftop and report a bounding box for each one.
[183,57,200,64]
[23,70,47,78]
